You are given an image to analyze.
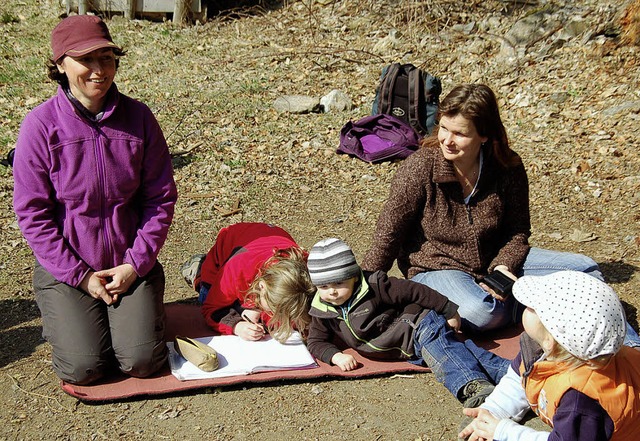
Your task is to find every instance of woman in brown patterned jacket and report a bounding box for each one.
[361,84,605,333]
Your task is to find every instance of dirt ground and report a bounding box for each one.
[1,0,639,439]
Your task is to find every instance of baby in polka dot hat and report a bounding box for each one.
[514,270,626,361]
[460,271,640,441]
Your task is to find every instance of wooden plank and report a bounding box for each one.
[173,0,190,23]
[124,0,136,19]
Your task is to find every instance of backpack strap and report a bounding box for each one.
[422,73,443,134]
[378,63,401,115]
[407,66,428,134]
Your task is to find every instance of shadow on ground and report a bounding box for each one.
[599,260,638,283]
[0,298,42,368]
[599,260,639,329]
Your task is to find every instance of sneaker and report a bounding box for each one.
[459,379,495,408]
[180,254,206,290]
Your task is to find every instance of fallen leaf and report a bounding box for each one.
[568,229,598,242]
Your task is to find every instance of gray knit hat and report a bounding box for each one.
[513,271,626,360]
[307,238,361,286]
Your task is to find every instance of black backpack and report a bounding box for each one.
[372,63,442,136]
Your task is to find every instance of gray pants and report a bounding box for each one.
[34,261,168,385]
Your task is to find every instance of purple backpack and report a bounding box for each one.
[337,113,422,163]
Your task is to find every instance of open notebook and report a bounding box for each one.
[168,331,318,381]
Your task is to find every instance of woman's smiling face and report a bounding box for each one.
[57,47,116,113]
[437,113,488,165]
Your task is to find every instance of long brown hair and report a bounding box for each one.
[424,84,520,168]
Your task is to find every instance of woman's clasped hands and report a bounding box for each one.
[80,263,137,305]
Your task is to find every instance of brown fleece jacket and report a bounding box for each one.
[361,146,531,278]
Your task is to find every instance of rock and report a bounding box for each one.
[549,92,570,104]
[602,101,640,116]
[320,89,353,113]
[569,229,598,242]
[451,21,476,34]
[273,95,321,114]
[505,11,553,46]
[561,16,590,38]
[372,29,400,53]
[467,39,491,55]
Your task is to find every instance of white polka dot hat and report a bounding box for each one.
[512,271,626,360]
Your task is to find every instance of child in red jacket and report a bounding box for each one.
[181,223,315,343]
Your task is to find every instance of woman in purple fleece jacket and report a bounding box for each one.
[12,15,177,385]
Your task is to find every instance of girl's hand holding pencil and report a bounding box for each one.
[235,309,267,341]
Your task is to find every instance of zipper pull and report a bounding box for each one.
[466,205,473,225]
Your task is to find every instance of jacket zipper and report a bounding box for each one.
[94,125,113,265]
[339,305,413,357]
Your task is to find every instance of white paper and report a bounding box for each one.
[168,332,318,381]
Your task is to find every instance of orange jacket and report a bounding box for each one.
[521,346,640,440]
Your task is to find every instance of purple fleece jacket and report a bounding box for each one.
[13,85,177,287]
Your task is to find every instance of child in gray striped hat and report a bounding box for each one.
[306,238,510,408]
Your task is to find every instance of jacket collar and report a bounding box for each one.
[57,83,120,122]
[431,147,487,185]
[432,148,459,184]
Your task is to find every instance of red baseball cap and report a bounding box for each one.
[51,15,121,62]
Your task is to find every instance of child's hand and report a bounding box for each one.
[458,407,481,440]
[447,312,462,333]
[234,321,266,341]
[241,309,262,325]
[458,407,499,441]
[331,352,358,371]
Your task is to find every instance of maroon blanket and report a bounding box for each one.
[61,302,522,402]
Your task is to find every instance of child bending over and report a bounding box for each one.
[306,238,510,408]
[459,271,640,441]
[181,222,316,343]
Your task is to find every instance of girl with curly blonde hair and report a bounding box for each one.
[184,223,315,343]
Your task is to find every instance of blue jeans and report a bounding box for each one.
[198,282,211,304]
[411,247,640,346]
[411,247,602,332]
[413,310,510,399]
